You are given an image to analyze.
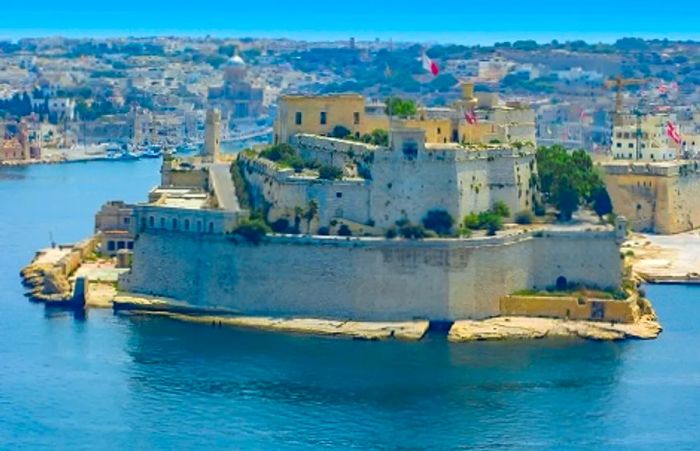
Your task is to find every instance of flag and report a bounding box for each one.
[667,121,682,145]
[658,83,669,95]
[421,53,439,76]
[464,109,478,125]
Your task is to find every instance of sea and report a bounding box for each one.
[1,159,700,449]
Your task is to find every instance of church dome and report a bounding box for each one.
[226,54,246,67]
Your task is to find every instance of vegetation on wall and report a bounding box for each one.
[318,165,344,180]
[232,218,271,245]
[230,158,253,211]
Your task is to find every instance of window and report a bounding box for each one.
[141,218,146,229]
[123,217,130,225]
[628,143,634,148]
[209,222,214,233]
[127,242,134,250]
[184,219,190,231]
[295,112,302,125]
[149,216,155,227]
[108,241,116,251]
[437,127,442,135]
[353,112,360,125]
[336,192,343,198]
[172,218,178,230]
[117,241,126,250]
[160,218,165,228]
[197,220,203,232]
[320,112,327,125]
[616,143,622,148]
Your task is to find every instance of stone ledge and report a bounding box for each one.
[448,316,662,342]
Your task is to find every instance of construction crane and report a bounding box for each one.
[604,75,650,126]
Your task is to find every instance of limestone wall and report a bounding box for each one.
[122,229,621,322]
[602,161,700,233]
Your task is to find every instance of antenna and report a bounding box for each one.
[49,231,56,248]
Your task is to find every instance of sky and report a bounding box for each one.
[2,0,700,44]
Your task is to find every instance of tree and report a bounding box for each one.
[385,97,417,118]
[331,125,351,138]
[422,209,454,236]
[303,200,319,234]
[536,145,606,221]
[592,187,613,219]
[555,176,579,221]
[370,129,388,146]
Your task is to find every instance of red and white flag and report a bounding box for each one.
[464,109,478,125]
[667,121,682,145]
[421,53,439,76]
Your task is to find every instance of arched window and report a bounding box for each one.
[209,222,214,233]
[172,218,178,230]
[149,216,154,227]
[184,219,190,231]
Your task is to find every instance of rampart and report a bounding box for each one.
[121,227,621,322]
[602,161,700,233]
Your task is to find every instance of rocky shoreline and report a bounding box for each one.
[113,294,662,342]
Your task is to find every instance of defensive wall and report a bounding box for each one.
[241,130,538,230]
[121,227,622,322]
[602,161,700,234]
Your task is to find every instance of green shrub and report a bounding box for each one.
[337,224,352,236]
[462,210,504,234]
[492,201,510,218]
[398,222,426,239]
[317,226,330,236]
[385,227,398,239]
[270,218,291,233]
[233,219,271,245]
[533,202,546,217]
[318,165,344,180]
[422,209,454,236]
[463,212,481,230]
[514,210,534,225]
[260,143,296,162]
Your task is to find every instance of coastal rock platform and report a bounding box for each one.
[114,294,661,342]
[448,316,662,342]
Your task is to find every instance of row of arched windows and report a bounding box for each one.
[142,215,215,234]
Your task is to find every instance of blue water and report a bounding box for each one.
[1,160,700,449]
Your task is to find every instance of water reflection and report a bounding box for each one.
[121,314,628,448]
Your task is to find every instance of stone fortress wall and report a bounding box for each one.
[602,161,700,234]
[242,129,537,230]
[121,226,622,322]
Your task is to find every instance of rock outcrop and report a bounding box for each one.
[448,315,662,342]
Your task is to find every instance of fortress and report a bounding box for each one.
[113,95,631,324]
[241,128,537,232]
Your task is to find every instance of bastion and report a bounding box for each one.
[120,225,623,322]
[601,160,700,234]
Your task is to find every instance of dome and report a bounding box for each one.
[226,54,246,67]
